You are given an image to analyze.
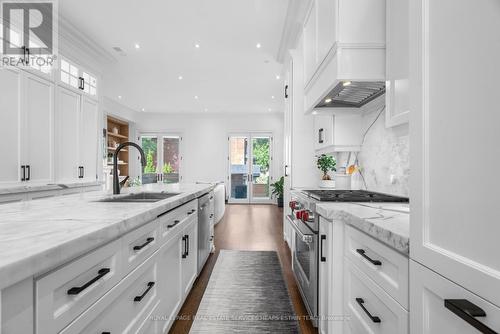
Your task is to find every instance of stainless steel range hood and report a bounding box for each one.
[315,81,386,108]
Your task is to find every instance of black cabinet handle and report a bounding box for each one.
[318,128,324,144]
[182,235,187,258]
[67,268,110,295]
[356,249,382,266]
[26,165,30,181]
[167,220,180,229]
[186,234,189,256]
[21,165,26,181]
[81,166,84,178]
[445,299,498,334]
[102,332,110,334]
[320,235,327,262]
[78,166,84,179]
[209,196,214,200]
[356,298,381,323]
[284,84,289,98]
[284,164,289,177]
[187,209,196,215]
[133,237,154,251]
[210,214,214,219]
[134,282,155,302]
[78,77,85,90]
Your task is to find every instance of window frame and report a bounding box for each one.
[139,132,183,182]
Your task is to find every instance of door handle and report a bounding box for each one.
[186,234,190,256]
[284,164,289,177]
[134,282,155,302]
[356,298,381,323]
[356,249,382,266]
[318,128,324,144]
[26,165,30,181]
[444,299,498,334]
[67,268,111,295]
[320,235,326,262]
[133,237,154,251]
[21,165,26,181]
[284,84,289,98]
[182,235,187,258]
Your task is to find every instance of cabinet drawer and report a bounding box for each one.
[158,199,197,242]
[410,260,500,334]
[345,225,409,308]
[36,239,122,334]
[344,258,408,334]
[122,220,160,274]
[60,250,160,334]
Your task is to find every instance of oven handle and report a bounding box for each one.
[287,215,314,243]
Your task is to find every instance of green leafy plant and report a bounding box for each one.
[317,154,336,180]
[144,150,156,173]
[162,162,175,174]
[270,176,284,199]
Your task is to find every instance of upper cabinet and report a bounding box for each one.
[60,58,98,99]
[385,0,410,127]
[303,0,386,113]
[313,112,364,153]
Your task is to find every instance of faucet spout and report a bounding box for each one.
[113,142,146,195]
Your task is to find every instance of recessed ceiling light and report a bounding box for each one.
[343,81,352,86]
[204,108,208,112]
[178,75,183,80]
[141,108,145,112]
[268,108,272,112]
[195,44,200,48]
[312,111,318,115]
[325,98,332,103]
[256,43,261,48]
[276,75,280,80]
[194,95,198,99]
[134,43,140,49]
[118,95,122,99]
[271,95,275,99]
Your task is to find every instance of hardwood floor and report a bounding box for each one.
[168,204,317,334]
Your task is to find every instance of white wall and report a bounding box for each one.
[132,112,284,187]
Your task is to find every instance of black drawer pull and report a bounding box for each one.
[67,268,110,295]
[356,249,382,266]
[445,299,498,334]
[167,220,181,229]
[356,298,381,323]
[134,282,155,302]
[133,237,154,251]
[320,235,327,262]
[209,196,214,200]
[187,209,196,215]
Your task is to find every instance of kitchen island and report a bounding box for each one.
[0,182,215,334]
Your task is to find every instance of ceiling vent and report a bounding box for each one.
[112,46,127,56]
[316,81,386,108]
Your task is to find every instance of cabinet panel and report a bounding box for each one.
[122,220,160,274]
[0,69,22,185]
[410,0,500,306]
[410,260,500,334]
[303,2,317,84]
[56,87,80,182]
[23,73,53,183]
[317,0,337,63]
[314,115,334,151]
[80,97,98,182]
[181,218,198,297]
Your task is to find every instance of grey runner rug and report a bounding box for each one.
[189,250,300,333]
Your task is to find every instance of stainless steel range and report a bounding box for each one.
[287,189,409,326]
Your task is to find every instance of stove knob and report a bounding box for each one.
[289,201,297,210]
[296,210,304,220]
[302,210,315,223]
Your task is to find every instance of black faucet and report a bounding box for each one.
[113,142,146,195]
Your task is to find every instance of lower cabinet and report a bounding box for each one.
[410,260,500,334]
[181,217,198,297]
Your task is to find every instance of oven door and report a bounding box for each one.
[288,215,318,322]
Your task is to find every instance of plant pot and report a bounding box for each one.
[319,179,335,189]
[163,173,179,184]
[277,196,284,207]
[142,173,157,185]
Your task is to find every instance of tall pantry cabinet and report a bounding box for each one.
[410,0,500,333]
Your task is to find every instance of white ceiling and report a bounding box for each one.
[59,0,289,114]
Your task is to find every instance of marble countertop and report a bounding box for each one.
[0,181,103,195]
[0,183,215,289]
[316,202,410,254]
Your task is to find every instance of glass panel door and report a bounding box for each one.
[251,136,272,202]
[229,136,250,202]
[162,136,180,183]
[141,136,158,184]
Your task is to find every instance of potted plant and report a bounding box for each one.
[142,150,158,184]
[317,154,336,188]
[270,176,284,207]
[162,162,179,184]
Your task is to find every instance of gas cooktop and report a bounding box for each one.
[302,189,409,203]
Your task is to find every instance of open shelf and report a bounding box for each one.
[107,132,128,140]
[107,116,130,177]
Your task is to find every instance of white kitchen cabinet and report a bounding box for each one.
[316,0,336,66]
[318,218,332,334]
[385,0,410,127]
[313,112,363,153]
[79,97,99,182]
[22,73,54,184]
[55,87,100,183]
[303,2,317,83]
[410,0,500,307]
[0,68,22,185]
[158,232,183,334]
[410,260,500,334]
[181,217,198,297]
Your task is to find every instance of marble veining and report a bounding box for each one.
[0,183,214,289]
[316,202,409,254]
[0,181,103,195]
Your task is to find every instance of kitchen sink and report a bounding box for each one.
[98,192,181,203]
